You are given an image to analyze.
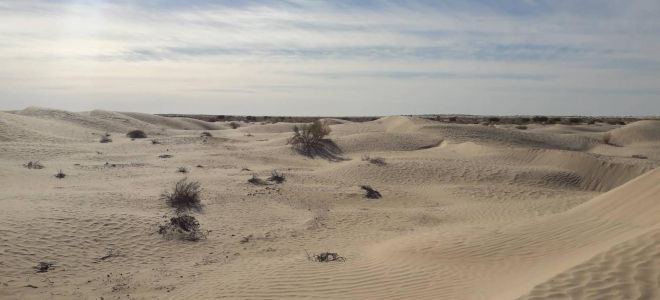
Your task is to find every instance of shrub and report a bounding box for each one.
[448,116,457,122]
[361,154,386,166]
[248,174,267,185]
[288,120,331,155]
[126,130,147,139]
[306,251,345,262]
[158,214,206,241]
[488,117,501,123]
[159,154,173,158]
[229,122,240,129]
[632,154,648,159]
[267,170,286,183]
[160,178,202,212]
[361,185,382,199]
[34,262,55,273]
[519,117,531,123]
[24,161,44,169]
[200,131,212,137]
[177,167,188,174]
[151,139,161,145]
[515,125,528,130]
[55,170,66,179]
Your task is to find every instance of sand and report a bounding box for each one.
[1,107,659,299]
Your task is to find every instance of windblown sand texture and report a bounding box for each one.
[1,107,659,299]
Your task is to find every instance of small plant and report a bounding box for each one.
[200,131,212,137]
[151,139,161,145]
[229,122,240,129]
[160,178,202,212]
[99,135,112,143]
[126,130,147,139]
[267,170,286,183]
[288,120,331,155]
[632,154,648,159]
[159,154,173,158]
[515,125,528,130]
[361,154,386,166]
[248,174,267,185]
[305,250,345,262]
[158,214,206,241]
[177,166,188,174]
[23,161,44,169]
[361,185,382,199]
[55,170,66,179]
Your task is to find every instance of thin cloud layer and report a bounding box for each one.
[0,0,659,115]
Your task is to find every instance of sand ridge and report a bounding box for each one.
[0,108,658,299]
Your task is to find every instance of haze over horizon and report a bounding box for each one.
[1,0,659,116]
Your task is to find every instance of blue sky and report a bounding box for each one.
[0,0,659,115]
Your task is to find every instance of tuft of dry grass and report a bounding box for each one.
[200,131,212,137]
[177,166,188,174]
[267,170,286,183]
[361,185,382,199]
[248,174,267,185]
[229,122,240,129]
[160,178,202,212]
[55,170,66,179]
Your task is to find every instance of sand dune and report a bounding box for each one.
[0,109,658,299]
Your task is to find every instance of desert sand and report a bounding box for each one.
[1,107,659,299]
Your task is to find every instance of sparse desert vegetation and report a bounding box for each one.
[361,154,386,166]
[23,161,44,169]
[288,119,333,156]
[158,214,206,241]
[3,108,660,300]
[160,178,202,212]
[54,170,66,179]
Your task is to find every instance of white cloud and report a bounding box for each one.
[0,0,659,115]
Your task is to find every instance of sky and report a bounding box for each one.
[0,0,659,116]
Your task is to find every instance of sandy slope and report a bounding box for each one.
[0,108,658,300]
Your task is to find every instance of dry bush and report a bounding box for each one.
[267,170,286,183]
[159,154,173,158]
[158,214,206,241]
[34,262,54,273]
[361,154,386,166]
[288,120,332,155]
[126,130,147,139]
[361,185,382,199]
[200,131,212,137]
[160,178,202,212]
[24,161,44,169]
[305,250,345,262]
[248,174,267,185]
[177,166,188,174]
[55,170,66,179]
[229,122,240,129]
[151,139,161,145]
